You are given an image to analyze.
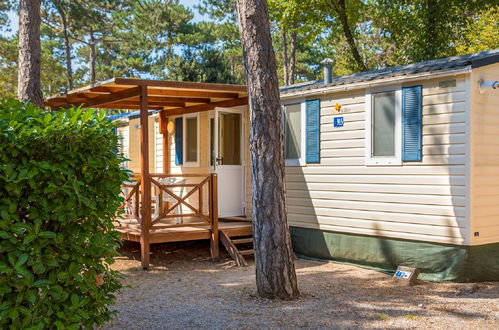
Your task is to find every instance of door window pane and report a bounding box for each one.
[186,117,197,162]
[218,113,241,165]
[285,104,302,160]
[372,91,396,157]
[210,118,215,166]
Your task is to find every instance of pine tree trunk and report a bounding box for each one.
[235,0,299,300]
[281,27,289,85]
[17,0,43,108]
[328,0,367,71]
[89,31,96,84]
[289,30,297,85]
[59,7,73,90]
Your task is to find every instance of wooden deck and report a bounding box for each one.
[117,173,254,266]
[116,218,252,244]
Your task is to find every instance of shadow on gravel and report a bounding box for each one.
[105,240,498,329]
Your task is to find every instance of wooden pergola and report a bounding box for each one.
[45,78,249,268]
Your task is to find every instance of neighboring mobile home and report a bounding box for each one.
[109,50,499,281]
[109,110,159,173]
[278,49,499,281]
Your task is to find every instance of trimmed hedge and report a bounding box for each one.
[0,100,128,328]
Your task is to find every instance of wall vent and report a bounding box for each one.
[439,79,456,88]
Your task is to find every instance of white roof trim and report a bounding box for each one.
[280,66,472,100]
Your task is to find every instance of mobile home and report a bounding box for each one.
[279,49,499,281]
[65,50,499,280]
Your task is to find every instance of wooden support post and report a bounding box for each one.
[139,85,151,269]
[210,173,219,259]
[134,187,140,219]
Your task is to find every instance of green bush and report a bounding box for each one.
[0,99,128,328]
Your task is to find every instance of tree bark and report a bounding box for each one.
[58,5,73,90]
[281,27,289,85]
[328,0,367,72]
[89,30,96,84]
[289,29,297,85]
[17,0,44,108]
[235,0,299,300]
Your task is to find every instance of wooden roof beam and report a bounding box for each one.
[104,104,163,111]
[127,96,210,104]
[114,78,247,92]
[44,101,71,109]
[79,86,141,108]
[107,101,186,108]
[67,92,104,102]
[165,97,248,116]
[89,85,240,99]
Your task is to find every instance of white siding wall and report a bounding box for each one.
[285,75,471,245]
[471,63,499,245]
[154,118,163,173]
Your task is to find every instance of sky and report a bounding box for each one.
[5,0,208,36]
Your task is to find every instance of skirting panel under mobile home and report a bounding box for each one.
[290,227,499,282]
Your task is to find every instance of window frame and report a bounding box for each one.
[182,112,200,167]
[208,111,215,168]
[365,85,402,166]
[282,99,306,167]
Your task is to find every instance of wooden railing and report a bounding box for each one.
[118,179,141,223]
[150,174,217,230]
[118,173,218,232]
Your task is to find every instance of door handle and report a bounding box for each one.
[216,157,223,165]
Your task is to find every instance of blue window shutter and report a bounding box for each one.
[175,117,183,165]
[402,86,422,161]
[306,99,321,163]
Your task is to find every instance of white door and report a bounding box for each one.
[210,107,245,217]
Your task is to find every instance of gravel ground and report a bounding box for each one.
[103,241,499,329]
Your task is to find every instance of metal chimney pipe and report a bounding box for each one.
[321,58,334,85]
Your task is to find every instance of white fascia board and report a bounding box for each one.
[280,66,472,100]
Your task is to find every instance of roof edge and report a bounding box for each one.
[471,54,499,69]
[280,66,471,99]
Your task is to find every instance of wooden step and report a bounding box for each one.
[219,216,251,222]
[239,249,254,256]
[219,230,248,266]
[232,237,253,244]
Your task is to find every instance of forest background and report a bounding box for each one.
[0,0,497,102]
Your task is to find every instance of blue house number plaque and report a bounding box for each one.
[334,117,344,127]
[394,270,412,279]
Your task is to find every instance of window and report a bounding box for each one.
[366,87,402,165]
[116,126,129,169]
[283,99,321,166]
[285,104,302,159]
[218,112,242,165]
[284,102,306,166]
[372,91,396,157]
[183,114,199,166]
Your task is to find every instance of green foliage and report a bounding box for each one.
[0,99,127,328]
[0,36,17,99]
[160,47,239,84]
[371,0,498,64]
[455,7,499,55]
[2,0,499,91]
[0,35,68,99]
